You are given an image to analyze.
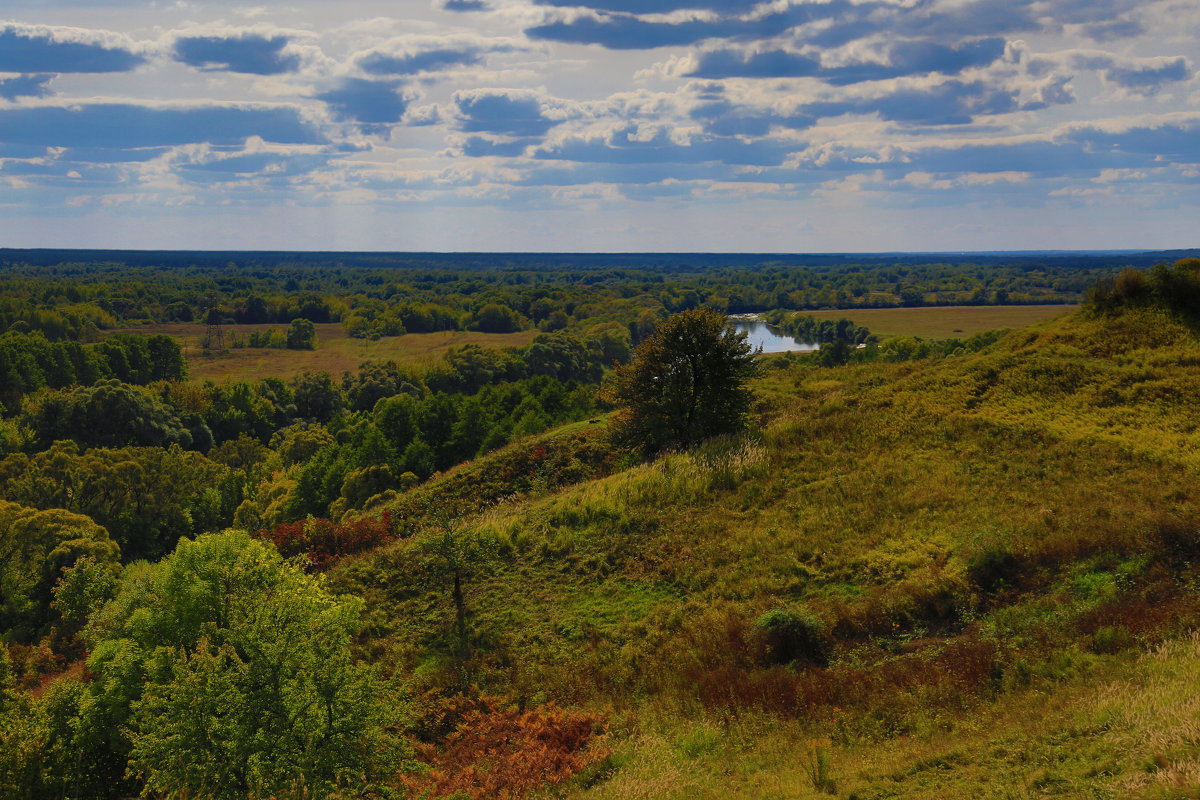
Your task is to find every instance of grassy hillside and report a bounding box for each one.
[796,304,1076,338]
[331,303,1200,799]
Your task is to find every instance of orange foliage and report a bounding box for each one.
[404,697,608,800]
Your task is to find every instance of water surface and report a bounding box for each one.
[730,319,819,354]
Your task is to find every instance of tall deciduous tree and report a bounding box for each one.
[602,307,758,455]
[0,500,118,641]
[62,530,407,800]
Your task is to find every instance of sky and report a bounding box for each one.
[0,0,1197,252]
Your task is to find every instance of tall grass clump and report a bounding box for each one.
[614,434,769,509]
[801,740,838,795]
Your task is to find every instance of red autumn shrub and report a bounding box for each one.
[403,697,608,800]
[257,511,396,568]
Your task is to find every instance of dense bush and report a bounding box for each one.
[967,543,1023,594]
[286,317,317,349]
[258,513,397,568]
[403,696,607,800]
[756,608,830,667]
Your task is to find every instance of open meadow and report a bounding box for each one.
[110,322,539,382]
[799,304,1077,338]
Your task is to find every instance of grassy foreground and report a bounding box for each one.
[324,302,1200,799]
[562,631,1200,799]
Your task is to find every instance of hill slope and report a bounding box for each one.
[332,304,1200,798]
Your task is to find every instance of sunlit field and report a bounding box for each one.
[111,323,539,382]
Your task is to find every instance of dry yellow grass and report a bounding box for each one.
[110,322,538,382]
[798,304,1076,338]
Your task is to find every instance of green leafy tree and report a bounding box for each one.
[23,379,193,451]
[61,531,407,800]
[293,371,345,422]
[468,302,524,333]
[51,556,120,642]
[286,317,317,350]
[0,500,118,641]
[275,423,336,466]
[602,307,758,455]
[0,650,50,800]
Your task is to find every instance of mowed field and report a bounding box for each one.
[800,304,1077,338]
[111,323,538,382]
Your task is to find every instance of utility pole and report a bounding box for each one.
[201,291,225,352]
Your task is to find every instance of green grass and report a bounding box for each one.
[110,322,538,382]
[553,632,1200,800]
[795,305,1076,338]
[327,304,1200,799]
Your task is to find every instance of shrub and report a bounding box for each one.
[756,608,829,668]
[967,543,1022,594]
[1090,625,1132,655]
[285,318,317,350]
[257,512,396,568]
[1155,515,1200,563]
[403,696,607,800]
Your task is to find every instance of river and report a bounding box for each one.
[729,318,820,354]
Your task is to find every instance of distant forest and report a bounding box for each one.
[3,249,1194,340]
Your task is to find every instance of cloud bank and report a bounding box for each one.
[0,0,1196,251]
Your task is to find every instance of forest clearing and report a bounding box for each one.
[112,322,540,382]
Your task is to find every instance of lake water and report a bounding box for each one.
[730,319,820,354]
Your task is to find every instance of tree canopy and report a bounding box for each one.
[51,530,406,800]
[602,307,758,455]
[0,500,118,642]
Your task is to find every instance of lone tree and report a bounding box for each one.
[286,317,317,350]
[603,306,758,455]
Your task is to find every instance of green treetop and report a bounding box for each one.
[602,306,759,455]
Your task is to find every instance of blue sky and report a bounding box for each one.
[0,0,1197,251]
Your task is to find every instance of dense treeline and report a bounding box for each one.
[0,443,235,564]
[0,331,185,413]
[1088,257,1200,318]
[760,311,874,345]
[0,250,1170,347]
[760,311,1010,367]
